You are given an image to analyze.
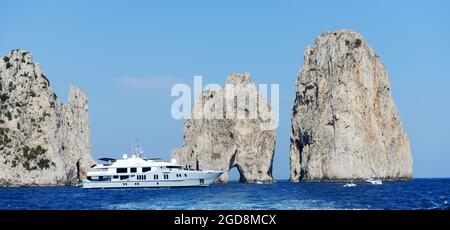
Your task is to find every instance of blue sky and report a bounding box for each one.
[1,0,449,179]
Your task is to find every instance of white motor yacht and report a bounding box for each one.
[82,151,222,189]
[365,176,383,185]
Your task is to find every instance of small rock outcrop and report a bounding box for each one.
[290,30,413,182]
[172,73,276,183]
[0,49,94,187]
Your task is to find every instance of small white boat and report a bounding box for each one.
[256,181,263,184]
[343,182,357,187]
[365,176,382,185]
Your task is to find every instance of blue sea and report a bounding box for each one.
[0,179,449,210]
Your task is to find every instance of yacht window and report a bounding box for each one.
[137,175,141,180]
[185,174,187,177]
[98,176,111,181]
[116,168,127,173]
[144,175,146,180]
[130,168,137,173]
[120,175,129,180]
[167,166,182,169]
[113,176,118,179]
[142,167,151,172]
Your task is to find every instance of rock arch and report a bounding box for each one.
[172,73,276,183]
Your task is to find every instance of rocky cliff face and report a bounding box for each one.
[290,30,413,182]
[0,49,94,187]
[172,74,276,183]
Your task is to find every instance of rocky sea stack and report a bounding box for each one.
[172,73,276,183]
[0,49,94,187]
[290,30,413,182]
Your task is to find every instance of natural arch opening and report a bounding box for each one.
[228,166,240,182]
[228,150,246,183]
[228,165,246,183]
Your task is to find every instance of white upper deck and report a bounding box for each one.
[93,155,182,169]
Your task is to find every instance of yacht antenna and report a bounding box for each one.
[138,139,144,158]
[132,138,144,158]
[136,138,140,156]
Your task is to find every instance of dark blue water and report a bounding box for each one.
[0,179,449,210]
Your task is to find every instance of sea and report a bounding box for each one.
[0,179,449,210]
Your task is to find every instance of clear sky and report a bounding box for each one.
[1,0,449,179]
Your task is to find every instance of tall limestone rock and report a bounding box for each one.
[290,30,413,182]
[0,49,94,187]
[172,74,276,183]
